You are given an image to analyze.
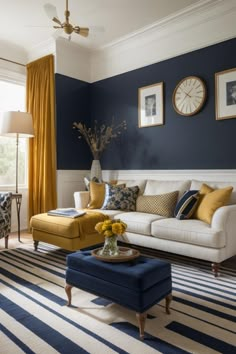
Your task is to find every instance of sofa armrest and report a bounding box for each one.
[74,191,89,209]
[211,205,236,257]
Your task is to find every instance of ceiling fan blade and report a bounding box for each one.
[52,17,62,26]
[44,3,58,19]
[53,25,62,29]
[74,27,89,37]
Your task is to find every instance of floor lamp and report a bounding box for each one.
[0,111,34,194]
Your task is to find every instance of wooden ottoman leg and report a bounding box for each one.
[136,312,147,340]
[34,240,39,251]
[165,293,172,314]
[65,283,73,306]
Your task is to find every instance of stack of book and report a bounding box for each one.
[47,208,86,218]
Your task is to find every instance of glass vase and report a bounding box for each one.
[100,235,119,256]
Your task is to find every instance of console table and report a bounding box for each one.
[11,193,22,242]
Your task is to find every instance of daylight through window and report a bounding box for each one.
[0,81,27,188]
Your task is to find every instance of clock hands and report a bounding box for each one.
[179,86,193,98]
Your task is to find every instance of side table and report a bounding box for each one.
[11,193,22,242]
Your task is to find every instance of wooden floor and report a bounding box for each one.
[0,231,33,251]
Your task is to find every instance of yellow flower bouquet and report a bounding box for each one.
[95,219,127,256]
[95,219,127,238]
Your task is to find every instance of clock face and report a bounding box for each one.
[173,76,206,116]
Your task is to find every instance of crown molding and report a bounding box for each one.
[23,0,236,83]
[99,0,219,51]
[90,0,236,82]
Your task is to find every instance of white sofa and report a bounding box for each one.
[74,179,236,276]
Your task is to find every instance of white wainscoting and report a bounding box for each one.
[57,170,90,208]
[57,169,236,208]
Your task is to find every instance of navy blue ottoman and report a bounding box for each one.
[65,250,172,339]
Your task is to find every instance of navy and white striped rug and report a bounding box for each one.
[1,243,236,354]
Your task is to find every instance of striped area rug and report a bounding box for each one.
[0,243,236,354]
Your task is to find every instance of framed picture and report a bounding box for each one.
[215,67,236,120]
[138,82,164,128]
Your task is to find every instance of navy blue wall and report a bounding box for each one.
[55,74,91,169]
[56,38,236,170]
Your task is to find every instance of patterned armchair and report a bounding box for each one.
[0,192,12,248]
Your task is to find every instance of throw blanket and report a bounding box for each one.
[76,210,109,240]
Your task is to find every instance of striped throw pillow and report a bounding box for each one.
[174,190,199,220]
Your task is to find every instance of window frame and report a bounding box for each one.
[0,65,29,191]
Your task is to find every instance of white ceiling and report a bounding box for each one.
[0,0,200,52]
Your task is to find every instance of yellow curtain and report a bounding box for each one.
[26,54,57,223]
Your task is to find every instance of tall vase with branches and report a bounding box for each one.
[73,118,127,180]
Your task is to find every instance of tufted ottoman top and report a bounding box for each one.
[66,250,171,292]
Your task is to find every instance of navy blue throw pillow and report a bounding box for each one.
[174,190,199,220]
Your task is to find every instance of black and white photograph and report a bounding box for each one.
[138,82,163,127]
[226,81,236,106]
[215,67,236,120]
[145,94,156,117]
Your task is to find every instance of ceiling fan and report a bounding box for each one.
[44,0,89,38]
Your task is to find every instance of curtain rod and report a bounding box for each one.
[0,57,25,67]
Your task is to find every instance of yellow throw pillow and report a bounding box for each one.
[194,183,233,224]
[88,181,126,209]
[88,181,105,209]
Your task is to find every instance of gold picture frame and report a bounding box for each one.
[138,82,164,128]
[215,67,236,120]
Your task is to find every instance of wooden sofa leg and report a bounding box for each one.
[165,293,172,314]
[34,240,39,251]
[212,262,220,277]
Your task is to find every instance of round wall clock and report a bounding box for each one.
[172,76,206,116]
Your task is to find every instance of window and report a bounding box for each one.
[0,80,27,188]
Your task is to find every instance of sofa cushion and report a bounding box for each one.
[87,209,125,219]
[136,191,178,217]
[117,179,147,195]
[151,218,225,248]
[193,183,233,224]
[102,185,139,211]
[190,180,236,205]
[144,180,191,200]
[174,190,199,220]
[114,212,163,236]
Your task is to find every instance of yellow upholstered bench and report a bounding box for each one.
[30,211,108,251]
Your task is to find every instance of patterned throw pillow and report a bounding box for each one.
[102,184,139,211]
[88,182,126,209]
[174,190,199,220]
[136,191,179,217]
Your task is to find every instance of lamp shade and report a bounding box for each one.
[0,111,34,137]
